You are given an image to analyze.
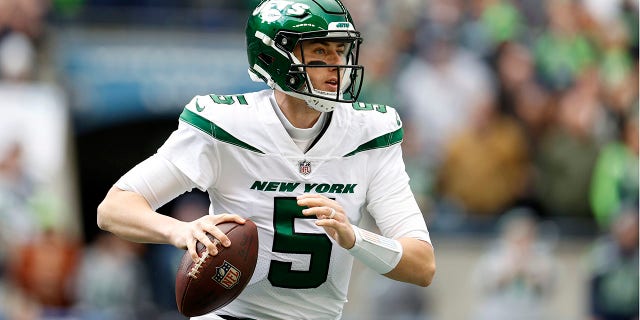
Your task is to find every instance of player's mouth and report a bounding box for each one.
[324,78,339,91]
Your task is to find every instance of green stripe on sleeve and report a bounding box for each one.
[344,128,404,157]
[179,108,264,154]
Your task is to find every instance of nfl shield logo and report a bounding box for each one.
[213,260,242,289]
[298,160,312,175]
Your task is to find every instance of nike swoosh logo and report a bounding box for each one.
[195,100,205,112]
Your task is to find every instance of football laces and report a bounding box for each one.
[188,238,220,279]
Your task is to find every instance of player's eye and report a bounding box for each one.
[337,43,351,57]
[313,48,326,55]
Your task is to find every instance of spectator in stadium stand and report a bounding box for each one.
[396,22,494,171]
[590,109,639,231]
[435,90,531,230]
[470,208,558,320]
[585,208,639,320]
[532,0,597,91]
[73,232,153,320]
[533,69,601,229]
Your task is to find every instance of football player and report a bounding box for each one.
[97,0,436,319]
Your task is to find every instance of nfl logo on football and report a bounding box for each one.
[299,160,312,175]
[213,260,242,289]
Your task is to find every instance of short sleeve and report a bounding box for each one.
[365,144,431,244]
[157,120,220,191]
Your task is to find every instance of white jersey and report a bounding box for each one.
[153,89,430,319]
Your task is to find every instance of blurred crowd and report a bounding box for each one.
[343,0,638,236]
[0,0,638,319]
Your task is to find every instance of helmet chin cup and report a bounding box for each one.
[275,85,340,112]
[303,95,340,113]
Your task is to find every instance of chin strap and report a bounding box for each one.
[348,225,403,274]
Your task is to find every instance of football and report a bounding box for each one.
[175,219,259,317]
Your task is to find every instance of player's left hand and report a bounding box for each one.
[297,194,356,249]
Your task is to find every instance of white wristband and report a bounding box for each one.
[348,225,403,274]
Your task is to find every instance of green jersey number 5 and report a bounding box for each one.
[268,197,332,289]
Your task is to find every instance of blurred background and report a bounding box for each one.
[0,0,637,319]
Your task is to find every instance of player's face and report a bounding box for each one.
[294,40,350,93]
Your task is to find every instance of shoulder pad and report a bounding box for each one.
[349,101,402,130]
[337,102,403,157]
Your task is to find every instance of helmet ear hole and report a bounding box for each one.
[286,74,303,89]
[274,33,297,51]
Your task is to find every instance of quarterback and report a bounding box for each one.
[97,0,436,319]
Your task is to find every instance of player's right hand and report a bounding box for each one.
[169,213,246,263]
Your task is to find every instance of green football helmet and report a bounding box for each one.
[246,0,364,112]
